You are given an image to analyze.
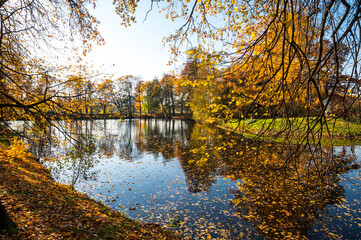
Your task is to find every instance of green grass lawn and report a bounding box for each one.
[221,117,361,146]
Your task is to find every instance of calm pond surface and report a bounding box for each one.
[12,119,361,239]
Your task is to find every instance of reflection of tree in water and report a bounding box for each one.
[200,132,359,239]
[15,120,56,161]
[12,120,100,186]
[115,119,142,161]
[115,119,216,193]
[48,120,99,187]
[171,122,360,239]
[98,120,116,158]
[86,119,193,162]
[176,124,219,193]
[64,135,98,186]
[95,119,142,161]
[178,153,217,193]
[134,119,193,162]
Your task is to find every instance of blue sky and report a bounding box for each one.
[84,1,184,81]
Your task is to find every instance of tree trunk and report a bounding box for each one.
[168,99,171,119]
[139,101,141,118]
[0,200,17,235]
[171,93,175,116]
[160,101,169,119]
[180,101,183,115]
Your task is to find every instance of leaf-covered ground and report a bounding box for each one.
[0,142,179,239]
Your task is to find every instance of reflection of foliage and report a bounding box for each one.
[135,119,193,162]
[113,119,217,193]
[50,125,99,187]
[97,121,116,158]
[98,134,116,158]
[116,120,142,161]
[230,149,345,239]
[215,137,354,239]
[64,134,98,186]
[178,123,358,239]
[177,124,219,193]
[24,121,57,161]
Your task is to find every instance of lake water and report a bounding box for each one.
[12,119,361,239]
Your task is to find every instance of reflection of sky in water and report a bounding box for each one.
[24,119,361,239]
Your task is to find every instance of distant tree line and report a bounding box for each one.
[90,48,360,122]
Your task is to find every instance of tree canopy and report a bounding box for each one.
[165,0,360,146]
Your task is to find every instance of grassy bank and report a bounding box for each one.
[221,117,361,146]
[0,140,179,239]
